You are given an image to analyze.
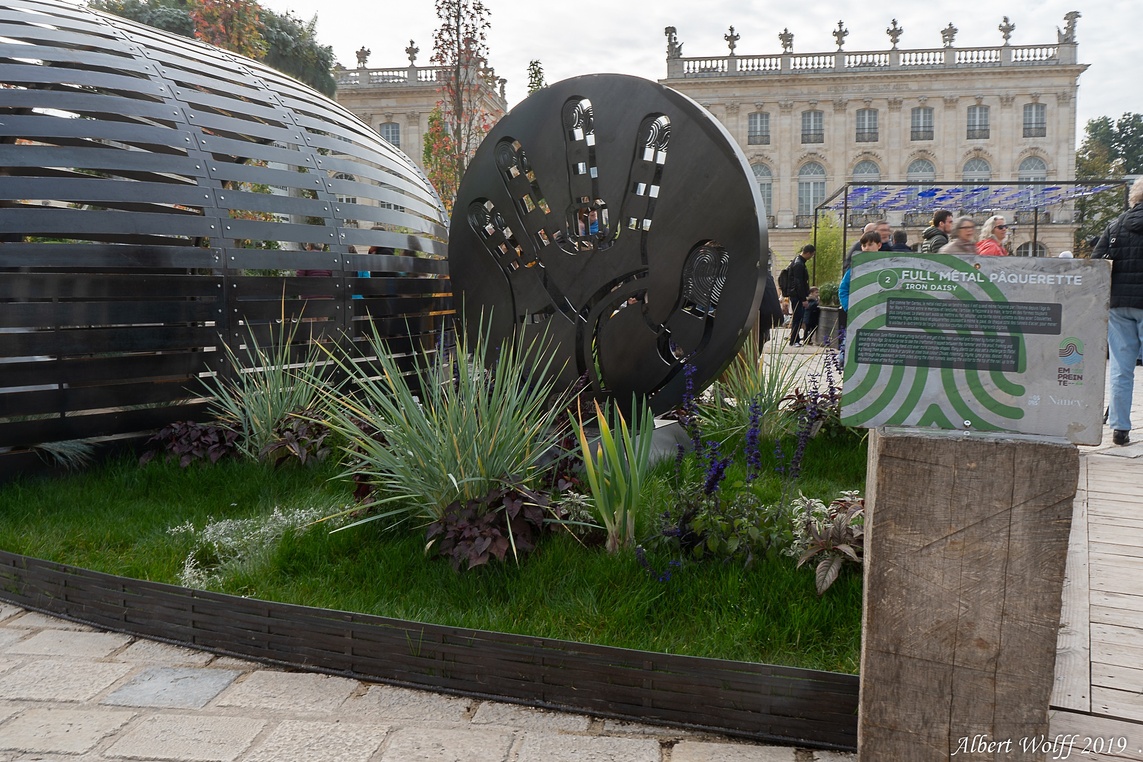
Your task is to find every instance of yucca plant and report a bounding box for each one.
[200,308,331,461]
[699,332,805,446]
[317,318,575,530]
[575,398,654,554]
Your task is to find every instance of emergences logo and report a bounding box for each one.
[1058,337,1084,386]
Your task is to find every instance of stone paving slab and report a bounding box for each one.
[514,732,661,762]
[104,714,265,762]
[0,659,133,702]
[3,629,130,659]
[0,630,26,650]
[102,667,240,710]
[471,701,591,732]
[116,639,214,667]
[240,719,390,762]
[377,725,514,762]
[5,612,95,631]
[343,684,471,722]
[812,752,857,761]
[0,605,21,623]
[213,670,356,714]
[0,707,135,754]
[671,741,798,761]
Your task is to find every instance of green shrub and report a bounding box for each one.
[319,318,576,530]
[575,398,654,553]
[201,315,330,460]
[699,332,801,447]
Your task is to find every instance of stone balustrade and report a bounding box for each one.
[670,42,1071,78]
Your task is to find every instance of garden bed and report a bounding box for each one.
[0,549,858,750]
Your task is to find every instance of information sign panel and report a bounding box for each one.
[841,253,1111,444]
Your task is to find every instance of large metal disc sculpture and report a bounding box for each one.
[450,74,767,414]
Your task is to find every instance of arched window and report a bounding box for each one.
[906,159,935,183]
[379,121,400,149]
[963,158,991,183]
[752,163,772,217]
[1015,242,1048,257]
[797,162,826,215]
[852,160,880,185]
[1018,156,1048,182]
[906,159,936,208]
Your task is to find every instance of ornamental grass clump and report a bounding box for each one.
[318,318,575,530]
[575,398,654,553]
[201,311,331,461]
[699,333,804,447]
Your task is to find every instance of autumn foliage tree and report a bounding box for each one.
[429,0,495,207]
[88,0,335,95]
[188,0,266,60]
[423,106,460,214]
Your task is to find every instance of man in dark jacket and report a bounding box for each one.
[1094,177,1143,445]
[786,244,815,345]
[919,210,953,253]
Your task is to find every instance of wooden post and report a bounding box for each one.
[859,429,1078,760]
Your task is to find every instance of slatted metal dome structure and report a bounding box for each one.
[0,0,452,476]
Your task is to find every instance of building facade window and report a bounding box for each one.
[752,163,773,216]
[797,162,826,215]
[801,110,823,143]
[906,158,936,203]
[963,157,991,182]
[910,107,934,141]
[748,112,770,145]
[1018,156,1048,183]
[379,121,400,149]
[333,173,357,206]
[855,109,878,142]
[1015,241,1048,257]
[1023,103,1047,138]
[967,105,990,139]
[853,160,880,186]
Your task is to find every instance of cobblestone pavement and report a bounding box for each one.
[0,606,855,761]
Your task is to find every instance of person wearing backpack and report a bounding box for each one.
[1094,177,1143,446]
[783,244,815,346]
[919,210,954,253]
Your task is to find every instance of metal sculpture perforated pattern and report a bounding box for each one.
[449,74,768,413]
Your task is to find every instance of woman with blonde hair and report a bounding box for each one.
[976,215,1009,256]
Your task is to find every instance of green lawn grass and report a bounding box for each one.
[0,433,866,673]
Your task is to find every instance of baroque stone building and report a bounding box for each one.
[659,13,1088,260]
[333,41,508,176]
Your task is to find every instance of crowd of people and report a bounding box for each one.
[776,209,1016,347]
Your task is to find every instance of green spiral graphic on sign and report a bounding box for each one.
[841,254,1027,431]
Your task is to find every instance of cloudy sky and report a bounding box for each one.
[258,0,1139,145]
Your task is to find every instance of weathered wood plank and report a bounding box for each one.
[860,430,1078,761]
[1089,566,1143,597]
[1049,710,1143,761]
[1091,639,1143,670]
[1054,454,1091,712]
[1092,591,1143,613]
[1093,687,1143,722]
[1092,661,1143,695]
[1092,605,1143,630]
[1093,623,1143,652]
